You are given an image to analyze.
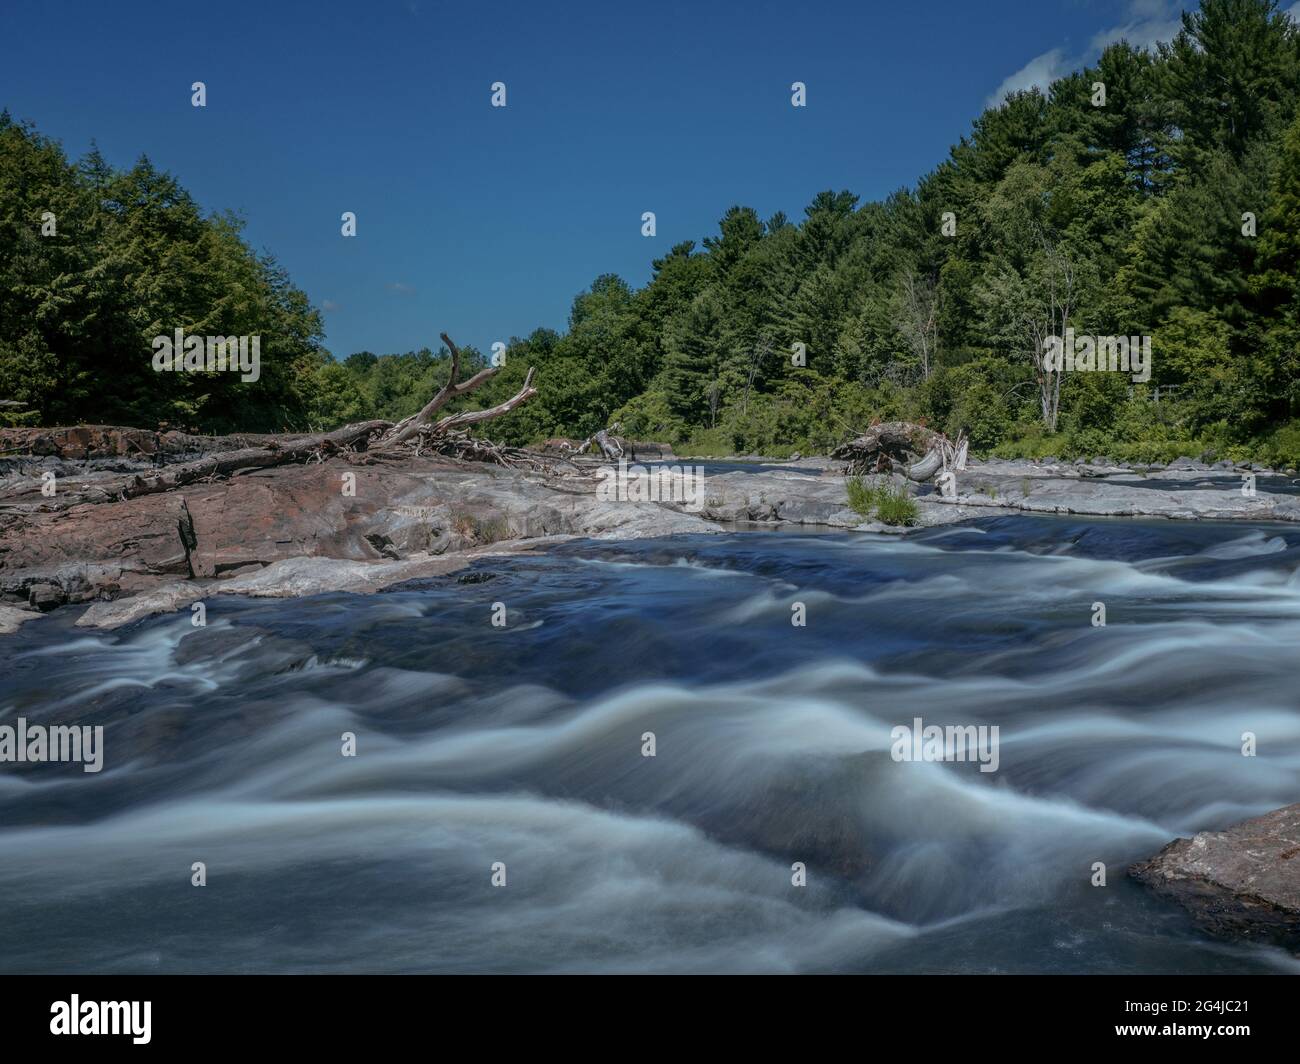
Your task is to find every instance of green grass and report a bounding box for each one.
[846,475,879,515]
[846,475,919,526]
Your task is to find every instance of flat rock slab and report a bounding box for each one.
[4,445,1299,632]
[1130,803,1300,951]
[0,604,41,634]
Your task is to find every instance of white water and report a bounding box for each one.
[1,517,1298,973]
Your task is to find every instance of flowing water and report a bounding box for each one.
[2,515,1299,973]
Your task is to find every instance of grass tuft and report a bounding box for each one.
[847,475,919,526]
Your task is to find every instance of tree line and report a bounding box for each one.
[3,0,1299,464]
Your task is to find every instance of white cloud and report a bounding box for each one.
[1089,12,1182,52]
[987,1,1184,110]
[322,300,340,312]
[985,48,1070,109]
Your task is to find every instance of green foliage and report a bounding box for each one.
[845,475,920,526]
[0,114,325,431]
[875,483,921,526]
[1257,420,1300,468]
[845,475,874,515]
[4,0,1299,463]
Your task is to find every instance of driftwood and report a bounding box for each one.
[570,423,626,460]
[832,420,968,482]
[118,420,392,500]
[1,333,540,510]
[380,333,527,446]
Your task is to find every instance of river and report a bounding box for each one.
[1,515,1298,973]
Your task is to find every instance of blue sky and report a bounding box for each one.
[1,0,1267,360]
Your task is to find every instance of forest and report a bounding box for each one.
[2,0,1299,465]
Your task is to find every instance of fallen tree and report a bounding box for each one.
[380,335,535,447]
[832,420,968,481]
[570,425,624,460]
[0,333,542,510]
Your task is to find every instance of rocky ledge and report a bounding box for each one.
[3,428,1299,632]
[1131,803,1300,953]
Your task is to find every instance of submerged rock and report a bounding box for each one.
[1130,803,1300,952]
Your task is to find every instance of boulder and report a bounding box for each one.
[27,583,66,611]
[1130,803,1300,951]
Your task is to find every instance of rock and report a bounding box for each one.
[537,437,580,454]
[626,440,676,460]
[216,554,469,598]
[0,424,265,461]
[6,436,1300,633]
[1130,803,1300,952]
[27,582,65,611]
[0,604,41,634]
[75,582,209,628]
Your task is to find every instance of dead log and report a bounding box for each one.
[381,333,502,446]
[120,420,390,499]
[905,447,944,482]
[0,333,540,510]
[833,421,938,476]
[420,367,537,435]
[571,422,626,460]
[832,420,966,482]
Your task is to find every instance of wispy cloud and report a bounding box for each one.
[387,282,416,295]
[1089,0,1183,52]
[986,1,1184,109]
[985,48,1071,109]
[322,299,341,312]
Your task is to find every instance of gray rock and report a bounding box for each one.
[76,582,210,628]
[5,448,1300,634]
[0,604,41,634]
[1130,803,1300,952]
[27,583,65,611]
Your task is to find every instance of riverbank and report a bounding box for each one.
[4,428,1300,633]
